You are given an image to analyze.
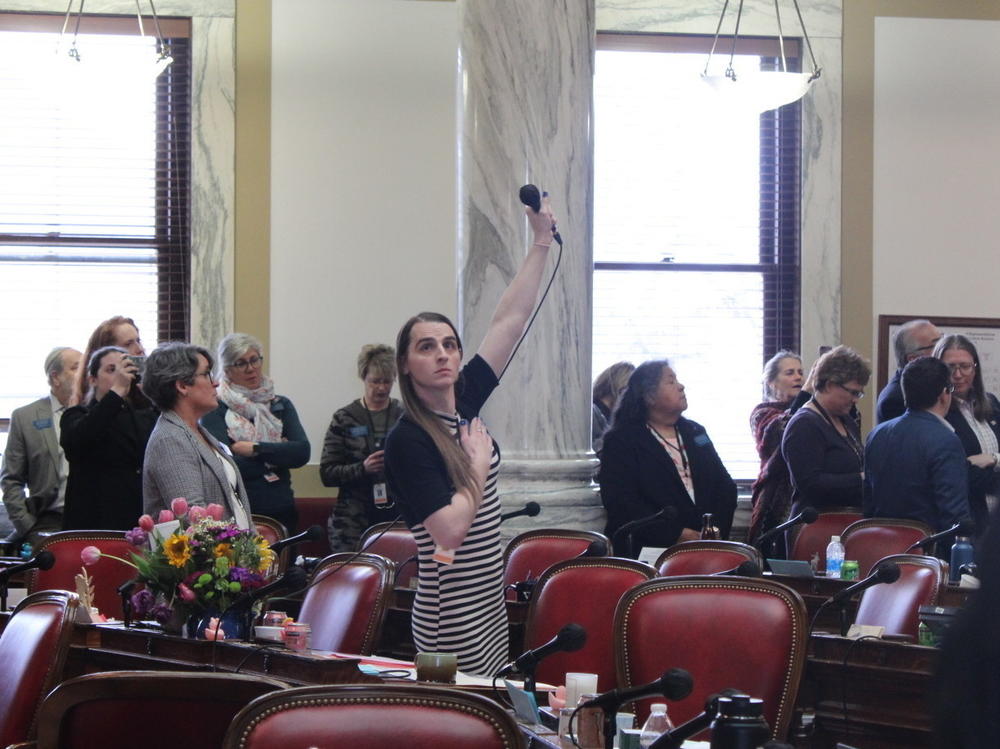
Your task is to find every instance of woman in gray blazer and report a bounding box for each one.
[141,343,253,528]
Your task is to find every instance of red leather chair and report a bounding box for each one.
[253,514,289,576]
[841,518,932,577]
[522,557,656,692]
[28,531,139,619]
[853,554,945,641]
[33,671,288,749]
[297,552,394,654]
[222,684,524,749]
[503,529,610,600]
[655,541,762,576]
[0,590,79,748]
[291,496,334,558]
[359,521,418,589]
[787,508,863,571]
[615,576,807,741]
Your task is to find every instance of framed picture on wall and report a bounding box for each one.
[877,315,1000,395]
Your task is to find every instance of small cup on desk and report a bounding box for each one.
[414,651,458,683]
[564,672,598,708]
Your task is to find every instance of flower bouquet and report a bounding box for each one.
[81,498,275,637]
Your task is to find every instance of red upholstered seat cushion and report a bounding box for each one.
[842,521,930,577]
[524,559,654,692]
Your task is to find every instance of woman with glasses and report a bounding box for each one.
[781,346,871,517]
[62,346,157,530]
[141,343,254,527]
[933,334,1000,532]
[200,334,310,533]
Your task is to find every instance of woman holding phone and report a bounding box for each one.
[385,192,557,677]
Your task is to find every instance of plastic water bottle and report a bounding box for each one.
[949,535,974,584]
[825,535,845,579]
[639,703,674,748]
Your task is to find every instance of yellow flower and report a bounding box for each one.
[213,543,233,559]
[257,548,276,573]
[163,534,192,568]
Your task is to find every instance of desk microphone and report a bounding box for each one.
[497,622,587,678]
[580,668,693,710]
[269,525,325,554]
[0,550,55,582]
[226,565,308,612]
[578,539,608,558]
[826,562,901,606]
[755,506,818,549]
[611,507,678,557]
[500,502,541,523]
[649,688,742,748]
[713,560,762,578]
[907,522,967,552]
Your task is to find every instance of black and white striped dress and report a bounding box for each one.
[409,411,508,676]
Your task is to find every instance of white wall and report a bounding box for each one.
[874,17,1000,332]
[270,0,458,459]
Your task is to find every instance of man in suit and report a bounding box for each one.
[875,319,941,423]
[1,347,82,546]
[864,356,973,533]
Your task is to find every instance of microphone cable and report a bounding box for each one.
[838,633,881,740]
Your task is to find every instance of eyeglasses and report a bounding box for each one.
[947,362,976,374]
[193,370,215,382]
[836,383,865,399]
[228,355,264,372]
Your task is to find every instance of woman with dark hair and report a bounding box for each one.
[76,315,146,405]
[384,195,558,677]
[598,360,737,555]
[592,361,634,454]
[61,346,157,530]
[781,345,870,515]
[202,333,310,533]
[321,343,403,552]
[933,334,1000,532]
[748,351,804,550]
[141,343,253,527]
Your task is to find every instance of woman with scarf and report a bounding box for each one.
[201,333,310,532]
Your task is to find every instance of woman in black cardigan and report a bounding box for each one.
[598,360,737,557]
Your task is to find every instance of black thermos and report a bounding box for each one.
[709,695,770,749]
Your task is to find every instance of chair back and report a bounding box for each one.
[292,496,334,558]
[359,521,418,589]
[523,557,656,692]
[28,530,139,618]
[853,554,945,640]
[297,552,394,654]
[787,508,863,571]
[223,684,524,749]
[841,518,933,577]
[0,590,79,747]
[253,514,289,576]
[35,670,287,749]
[615,576,807,741]
[655,541,763,576]
[503,529,611,598]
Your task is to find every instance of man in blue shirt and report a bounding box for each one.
[864,356,972,532]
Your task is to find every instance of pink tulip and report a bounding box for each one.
[187,505,208,523]
[138,514,155,532]
[80,546,102,566]
[170,497,189,517]
[206,503,225,521]
[158,509,175,524]
[177,583,196,602]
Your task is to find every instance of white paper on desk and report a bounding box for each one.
[637,546,667,567]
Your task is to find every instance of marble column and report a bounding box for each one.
[457,0,602,538]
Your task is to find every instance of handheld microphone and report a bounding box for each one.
[755,506,818,549]
[648,688,742,748]
[578,539,609,558]
[269,525,325,554]
[580,668,693,710]
[226,565,308,612]
[907,522,967,552]
[827,562,901,606]
[496,622,587,678]
[519,184,562,245]
[499,501,541,524]
[0,550,56,582]
[713,560,762,578]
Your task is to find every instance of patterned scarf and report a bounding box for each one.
[217,376,283,443]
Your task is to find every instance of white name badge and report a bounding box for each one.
[373,482,388,505]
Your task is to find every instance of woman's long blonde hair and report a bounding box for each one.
[395,312,479,501]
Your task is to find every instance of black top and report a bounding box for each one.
[876,368,905,424]
[781,405,863,512]
[385,355,499,528]
[944,392,1000,534]
[598,417,737,554]
[61,390,158,530]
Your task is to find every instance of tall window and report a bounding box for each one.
[0,13,191,422]
[593,33,801,480]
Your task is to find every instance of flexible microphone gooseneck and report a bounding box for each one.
[610,507,678,559]
[755,506,819,550]
[713,560,762,578]
[496,622,587,693]
[499,501,541,523]
[580,668,693,711]
[269,525,325,554]
[907,522,965,552]
[810,561,901,636]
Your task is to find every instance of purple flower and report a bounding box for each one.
[131,589,154,617]
[229,567,265,589]
[125,527,148,547]
[151,603,174,624]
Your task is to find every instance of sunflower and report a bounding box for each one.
[163,534,192,568]
[256,538,276,573]
[213,542,233,560]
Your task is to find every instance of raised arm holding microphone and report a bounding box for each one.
[384,188,559,677]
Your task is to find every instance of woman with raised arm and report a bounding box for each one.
[384,194,558,677]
